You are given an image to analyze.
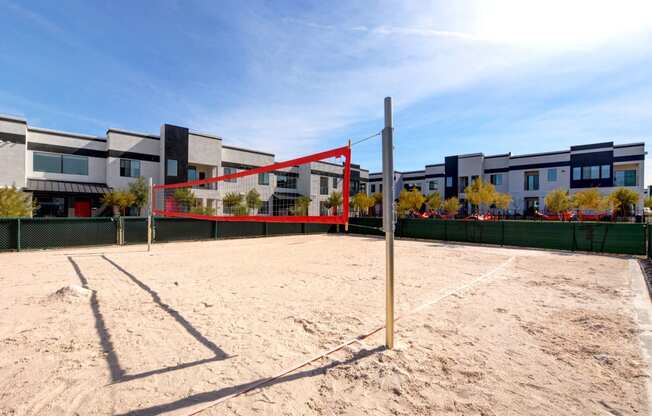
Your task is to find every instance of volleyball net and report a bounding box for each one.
[152,145,351,224]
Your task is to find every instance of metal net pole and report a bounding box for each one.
[382,97,395,349]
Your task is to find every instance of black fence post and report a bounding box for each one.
[572,222,577,251]
[16,218,21,252]
[501,220,505,246]
[213,221,219,239]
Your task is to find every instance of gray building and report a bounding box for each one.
[0,114,368,217]
[369,141,646,215]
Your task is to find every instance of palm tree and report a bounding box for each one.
[325,191,343,215]
[245,189,263,214]
[222,192,244,215]
[293,196,311,215]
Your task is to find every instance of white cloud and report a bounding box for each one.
[189,1,652,164]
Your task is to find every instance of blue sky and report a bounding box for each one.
[1,0,651,182]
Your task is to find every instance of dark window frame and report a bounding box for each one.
[320,176,328,195]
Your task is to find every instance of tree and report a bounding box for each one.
[128,177,149,215]
[572,188,608,211]
[222,192,245,215]
[464,178,496,213]
[609,188,639,218]
[646,196,652,209]
[397,189,425,217]
[0,187,34,217]
[116,191,136,216]
[351,192,375,216]
[293,196,311,215]
[102,190,136,216]
[425,192,442,211]
[493,192,512,214]
[442,197,461,217]
[245,189,263,214]
[544,188,572,214]
[173,188,196,206]
[190,205,216,216]
[371,192,383,216]
[325,191,343,215]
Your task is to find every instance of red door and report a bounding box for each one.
[73,199,91,217]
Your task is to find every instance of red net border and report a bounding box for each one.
[153,145,351,224]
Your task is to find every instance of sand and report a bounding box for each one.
[0,234,648,415]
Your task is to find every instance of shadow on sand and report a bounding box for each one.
[67,255,231,385]
[117,345,385,416]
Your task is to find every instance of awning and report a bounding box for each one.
[25,179,112,194]
[272,192,303,200]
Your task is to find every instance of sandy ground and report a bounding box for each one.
[0,234,648,415]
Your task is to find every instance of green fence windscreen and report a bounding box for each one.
[123,217,148,244]
[20,218,117,249]
[352,218,646,256]
[267,223,303,236]
[0,216,647,256]
[217,221,266,239]
[0,219,18,250]
[574,222,645,255]
[153,218,214,242]
[348,217,384,236]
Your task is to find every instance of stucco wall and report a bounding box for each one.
[0,118,26,188]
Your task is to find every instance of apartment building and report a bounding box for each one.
[0,114,368,217]
[369,141,646,215]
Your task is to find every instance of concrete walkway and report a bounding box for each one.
[630,259,652,415]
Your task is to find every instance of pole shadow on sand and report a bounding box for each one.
[67,255,231,386]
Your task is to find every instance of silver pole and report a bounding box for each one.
[382,97,395,349]
[147,177,153,252]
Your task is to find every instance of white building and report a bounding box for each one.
[0,114,368,217]
[369,142,646,215]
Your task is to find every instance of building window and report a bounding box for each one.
[332,177,337,188]
[187,166,198,181]
[601,165,611,179]
[34,152,62,173]
[224,167,237,183]
[446,177,453,187]
[379,184,383,192]
[458,176,469,190]
[614,170,636,186]
[573,167,581,180]
[471,175,479,184]
[370,184,376,193]
[167,159,178,177]
[258,172,270,185]
[429,181,436,191]
[490,174,503,186]
[581,165,601,180]
[360,183,366,193]
[277,172,297,189]
[320,176,328,195]
[524,171,539,191]
[259,200,269,215]
[547,168,557,182]
[120,159,141,178]
[34,152,88,176]
[62,155,88,175]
